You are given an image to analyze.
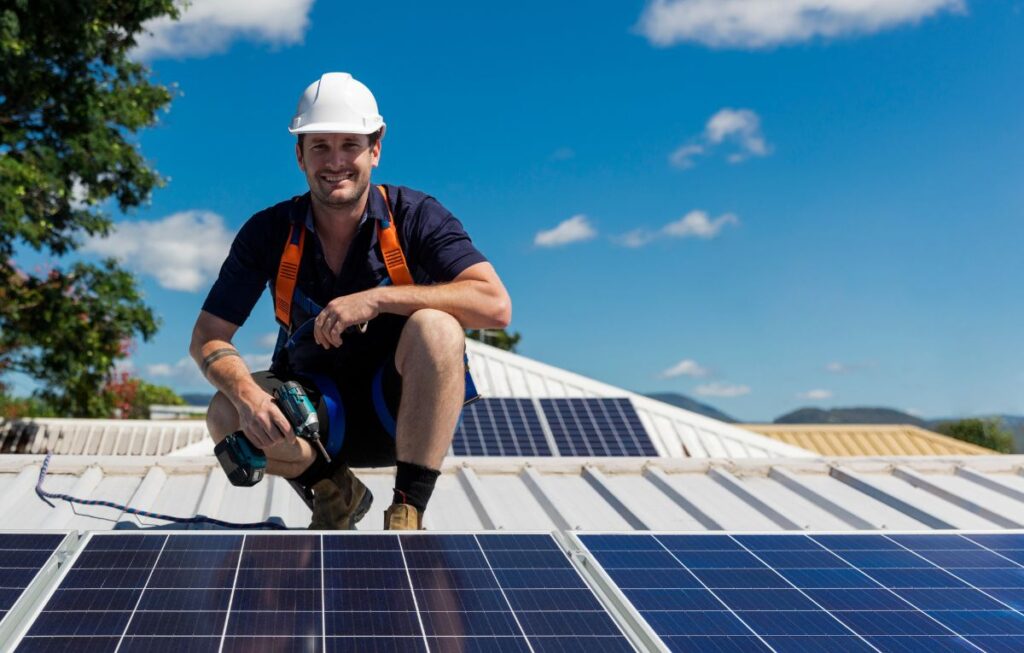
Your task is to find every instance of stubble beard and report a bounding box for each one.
[311,174,370,212]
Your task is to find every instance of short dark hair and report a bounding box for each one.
[298,128,382,150]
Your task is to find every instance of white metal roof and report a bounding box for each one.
[465,340,812,459]
[0,418,208,456]
[0,342,813,460]
[7,453,1024,533]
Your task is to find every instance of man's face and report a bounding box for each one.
[296,132,381,211]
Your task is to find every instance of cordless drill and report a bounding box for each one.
[215,381,330,487]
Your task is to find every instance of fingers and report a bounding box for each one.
[270,405,296,444]
[244,420,274,450]
[314,313,345,349]
[243,397,295,449]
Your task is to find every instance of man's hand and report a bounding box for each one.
[238,389,296,449]
[314,290,379,348]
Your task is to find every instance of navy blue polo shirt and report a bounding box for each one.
[202,184,487,330]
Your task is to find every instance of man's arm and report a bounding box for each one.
[189,310,295,447]
[313,262,510,348]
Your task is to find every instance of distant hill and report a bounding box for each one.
[774,407,927,427]
[644,393,737,423]
[180,393,213,407]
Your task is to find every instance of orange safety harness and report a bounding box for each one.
[274,185,411,330]
[270,183,481,436]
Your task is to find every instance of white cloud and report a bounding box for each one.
[636,0,966,49]
[706,109,769,161]
[147,357,204,386]
[615,210,738,248]
[615,229,658,248]
[534,215,597,247]
[663,211,739,239]
[825,361,849,373]
[671,108,770,169]
[134,0,315,60]
[798,389,833,400]
[661,359,709,379]
[243,352,274,372]
[257,332,280,349]
[83,210,234,292]
[668,143,704,169]
[695,382,751,398]
[146,352,273,387]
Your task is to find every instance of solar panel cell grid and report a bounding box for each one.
[579,532,1024,653]
[541,398,657,457]
[0,534,66,631]
[16,532,635,652]
[452,398,551,456]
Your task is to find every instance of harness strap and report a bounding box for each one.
[274,216,305,329]
[374,185,414,286]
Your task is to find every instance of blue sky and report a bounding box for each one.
[17,0,1024,421]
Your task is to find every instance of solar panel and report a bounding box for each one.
[14,532,635,652]
[453,398,552,456]
[540,398,656,457]
[0,533,70,644]
[577,531,1024,652]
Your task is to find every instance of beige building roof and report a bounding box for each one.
[741,423,998,456]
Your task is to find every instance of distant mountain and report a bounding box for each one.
[180,393,213,407]
[644,393,737,423]
[774,407,927,427]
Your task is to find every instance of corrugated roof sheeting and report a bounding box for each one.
[0,418,208,456]
[1,342,814,461]
[7,454,1024,533]
[466,340,814,459]
[743,423,997,456]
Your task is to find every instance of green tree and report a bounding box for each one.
[935,417,1014,454]
[467,328,521,353]
[1,1,177,415]
[103,371,184,419]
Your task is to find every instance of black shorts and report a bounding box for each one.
[252,356,403,469]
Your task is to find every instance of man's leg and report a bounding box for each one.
[206,383,370,529]
[387,309,465,527]
[206,391,316,478]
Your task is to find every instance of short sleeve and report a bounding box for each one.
[407,196,487,283]
[201,210,278,326]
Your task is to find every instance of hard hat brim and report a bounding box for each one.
[288,121,385,135]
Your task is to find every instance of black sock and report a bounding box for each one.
[289,452,332,488]
[393,460,440,513]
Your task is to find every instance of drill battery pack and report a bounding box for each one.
[214,431,267,487]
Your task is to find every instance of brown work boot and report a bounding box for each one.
[308,466,372,530]
[384,503,423,530]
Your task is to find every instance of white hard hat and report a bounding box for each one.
[288,72,385,136]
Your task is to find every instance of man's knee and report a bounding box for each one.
[205,391,238,443]
[396,309,464,374]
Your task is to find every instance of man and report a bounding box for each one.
[189,72,511,530]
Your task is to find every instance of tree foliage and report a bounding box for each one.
[1,0,177,415]
[935,417,1014,454]
[467,328,521,353]
[104,371,184,419]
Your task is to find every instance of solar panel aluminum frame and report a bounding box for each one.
[0,531,78,651]
[7,529,645,652]
[567,529,1024,653]
[549,529,666,652]
[561,531,672,652]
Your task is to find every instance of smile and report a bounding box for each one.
[321,173,354,183]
